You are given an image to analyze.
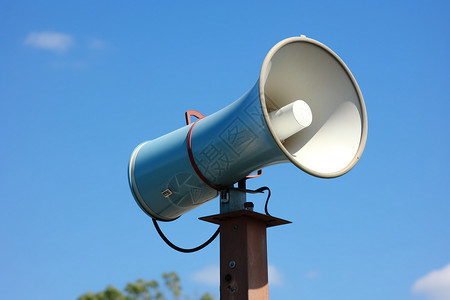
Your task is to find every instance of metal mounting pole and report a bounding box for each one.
[200,181,290,300]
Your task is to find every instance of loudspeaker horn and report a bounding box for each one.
[128,35,368,221]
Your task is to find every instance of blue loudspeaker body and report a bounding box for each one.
[128,36,368,221]
[128,82,286,221]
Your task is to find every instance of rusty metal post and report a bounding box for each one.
[200,210,290,300]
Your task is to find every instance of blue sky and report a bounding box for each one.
[1,1,449,299]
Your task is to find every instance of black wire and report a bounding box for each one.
[258,186,272,216]
[152,218,220,253]
[231,186,272,216]
[152,185,271,252]
[260,187,272,216]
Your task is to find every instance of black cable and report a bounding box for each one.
[152,218,220,253]
[232,186,272,216]
[260,187,272,216]
[152,185,271,252]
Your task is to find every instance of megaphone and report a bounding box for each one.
[128,36,368,221]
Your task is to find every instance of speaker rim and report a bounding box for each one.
[259,35,368,178]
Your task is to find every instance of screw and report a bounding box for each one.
[229,260,236,269]
[244,202,254,211]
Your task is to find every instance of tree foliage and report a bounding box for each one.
[77,272,214,300]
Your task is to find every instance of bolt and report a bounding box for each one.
[229,260,236,269]
[244,202,254,211]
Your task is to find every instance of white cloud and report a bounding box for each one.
[191,265,219,286]
[190,264,283,287]
[412,263,450,300]
[268,264,283,286]
[304,270,320,279]
[24,31,73,53]
[88,38,107,49]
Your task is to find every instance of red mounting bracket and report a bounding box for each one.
[246,169,263,179]
[185,110,206,125]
